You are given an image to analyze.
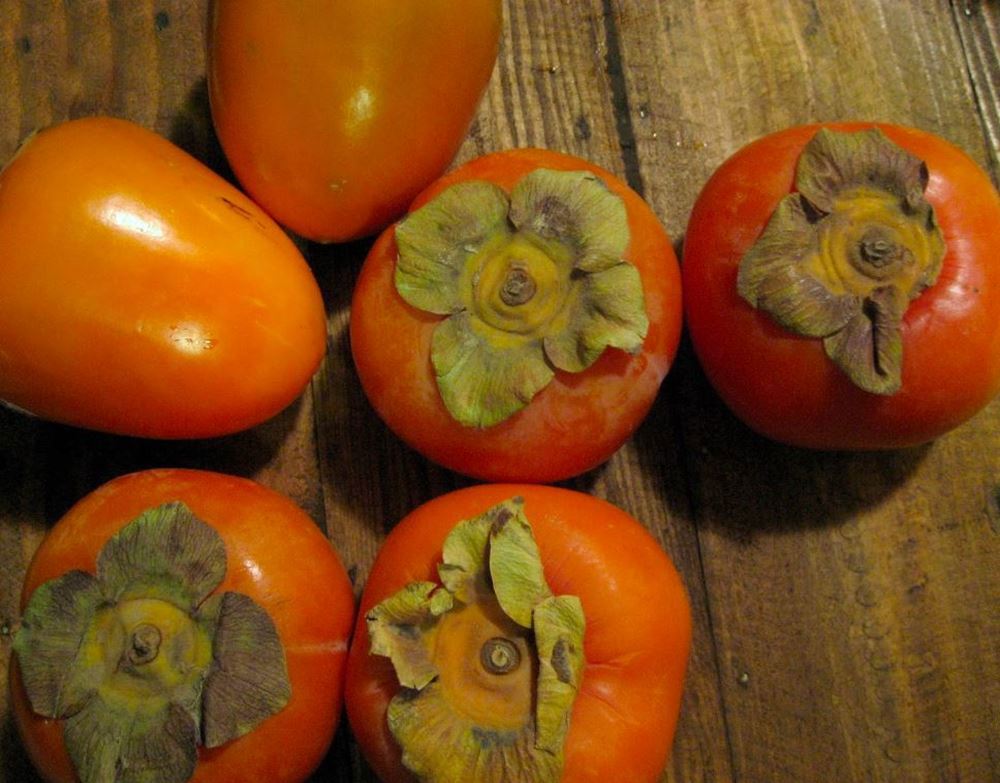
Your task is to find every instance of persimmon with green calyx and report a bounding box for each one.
[345,485,692,783]
[10,469,355,783]
[0,117,328,438]
[351,149,683,482]
[683,122,1000,449]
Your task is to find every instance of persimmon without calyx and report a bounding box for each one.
[0,117,327,438]
[208,0,502,242]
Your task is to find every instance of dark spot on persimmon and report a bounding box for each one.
[990,486,1000,534]
[471,727,518,749]
[220,196,253,220]
[551,639,572,683]
[219,196,268,231]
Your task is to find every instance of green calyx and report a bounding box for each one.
[394,168,649,428]
[13,502,290,783]
[366,497,586,783]
[737,127,946,395]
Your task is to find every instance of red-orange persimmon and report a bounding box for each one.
[345,484,691,783]
[350,149,683,482]
[11,469,355,783]
[683,122,1000,449]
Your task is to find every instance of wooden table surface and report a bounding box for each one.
[1,2,998,782]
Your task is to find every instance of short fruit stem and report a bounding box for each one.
[480,636,522,675]
[850,226,909,280]
[500,265,537,306]
[126,622,162,666]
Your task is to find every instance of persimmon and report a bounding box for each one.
[208,0,502,242]
[345,484,691,782]
[350,149,683,482]
[11,469,355,783]
[683,122,1000,448]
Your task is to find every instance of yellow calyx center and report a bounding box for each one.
[466,235,573,339]
[81,598,213,704]
[808,187,933,298]
[430,598,533,731]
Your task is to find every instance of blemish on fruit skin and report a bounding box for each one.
[154,10,170,32]
[855,582,879,608]
[18,36,31,54]
[219,195,268,232]
[168,323,216,354]
[220,196,253,221]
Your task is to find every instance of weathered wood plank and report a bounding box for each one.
[0,410,47,783]
[952,0,1000,180]
[611,0,1000,781]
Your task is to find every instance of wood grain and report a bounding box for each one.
[0,1,997,782]
[953,0,1000,180]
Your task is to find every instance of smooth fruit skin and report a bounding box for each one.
[208,0,502,242]
[345,484,692,783]
[11,469,355,783]
[0,117,328,439]
[683,122,1000,449]
[350,148,683,482]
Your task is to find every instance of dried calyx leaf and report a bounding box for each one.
[738,127,946,395]
[394,168,649,428]
[200,592,291,748]
[13,502,291,783]
[366,497,586,783]
[97,502,226,608]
